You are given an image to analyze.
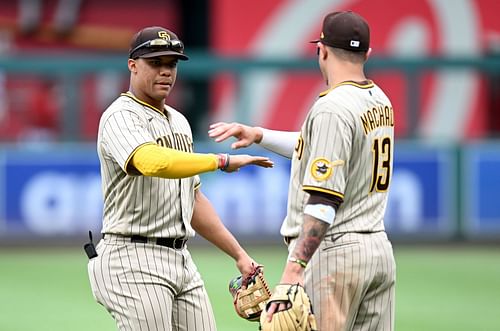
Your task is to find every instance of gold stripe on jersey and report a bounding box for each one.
[121,92,165,116]
[318,80,375,97]
[303,185,345,201]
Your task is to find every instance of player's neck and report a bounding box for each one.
[327,63,366,88]
[128,89,165,113]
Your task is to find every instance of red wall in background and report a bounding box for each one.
[0,0,181,141]
[210,0,500,140]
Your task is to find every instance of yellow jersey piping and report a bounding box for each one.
[302,185,345,200]
[121,92,166,116]
[319,80,374,97]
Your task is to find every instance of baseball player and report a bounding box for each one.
[86,26,273,331]
[209,11,396,331]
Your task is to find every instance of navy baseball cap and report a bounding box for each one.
[129,26,189,60]
[311,11,370,52]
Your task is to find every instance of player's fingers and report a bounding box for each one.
[250,157,274,168]
[266,303,278,322]
[208,122,228,130]
[210,126,240,142]
[207,127,224,138]
[278,302,289,311]
[231,140,251,149]
[208,122,232,138]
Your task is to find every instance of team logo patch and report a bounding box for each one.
[158,31,171,40]
[310,158,344,181]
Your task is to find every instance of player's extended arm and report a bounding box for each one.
[283,191,341,283]
[191,189,259,280]
[209,122,299,159]
[129,143,273,178]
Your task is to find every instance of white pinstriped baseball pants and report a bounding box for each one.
[87,235,217,331]
[289,231,396,331]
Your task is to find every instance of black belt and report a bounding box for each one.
[131,235,187,249]
[103,234,187,249]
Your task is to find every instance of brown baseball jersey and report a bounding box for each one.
[284,80,396,331]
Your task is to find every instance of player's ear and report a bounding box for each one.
[128,59,137,73]
[365,48,372,61]
[318,43,328,60]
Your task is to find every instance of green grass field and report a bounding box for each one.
[0,245,499,331]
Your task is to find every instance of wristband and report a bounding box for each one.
[217,153,230,171]
[288,256,308,268]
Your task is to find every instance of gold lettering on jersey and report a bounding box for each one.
[295,135,304,160]
[360,105,394,135]
[158,31,170,40]
[310,157,344,181]
[156,134,193,152]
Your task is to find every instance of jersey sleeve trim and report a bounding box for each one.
[124,142,156,175]
[303,185,345,200]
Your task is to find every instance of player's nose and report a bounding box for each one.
[159,66,172,76]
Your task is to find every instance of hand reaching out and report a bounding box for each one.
[223,154,273,172]
[209,122,263,149]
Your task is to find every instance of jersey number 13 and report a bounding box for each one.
[369,137,392,193]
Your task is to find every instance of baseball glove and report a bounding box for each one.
[229,266,271,321]
[260,284,317,331]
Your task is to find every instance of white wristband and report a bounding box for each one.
[258,128,299,159]
[304,204,336,225]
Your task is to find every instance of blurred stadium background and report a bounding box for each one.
[0,0,499,330]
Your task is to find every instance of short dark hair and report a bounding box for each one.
[328,46,367,64]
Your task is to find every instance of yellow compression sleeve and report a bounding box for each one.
[131,144,219,178]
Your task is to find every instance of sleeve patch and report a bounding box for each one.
[310,157,344,181]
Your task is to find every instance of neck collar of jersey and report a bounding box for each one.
[121,92,166,115]
[319,80,374,97]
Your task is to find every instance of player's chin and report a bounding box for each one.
[155,84,172,97]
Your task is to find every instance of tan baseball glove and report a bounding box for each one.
[228,266,271,321]
[260,284,317,331]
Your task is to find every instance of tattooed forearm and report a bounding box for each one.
[293,214,330,261]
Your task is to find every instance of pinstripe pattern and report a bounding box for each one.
[302,232,395,331]
[282,81,394,238]
[89,235,216,331]
[283,81,395,330]
[97,92,198,238]
[89,92,215,330]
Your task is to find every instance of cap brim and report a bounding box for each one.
[140,51,189,60]
[309,39,321,44]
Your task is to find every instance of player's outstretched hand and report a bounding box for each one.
[224,154,273,172]
[209,122,263,149]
